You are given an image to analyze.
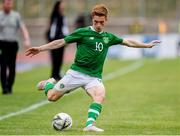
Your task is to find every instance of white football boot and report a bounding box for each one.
[83,125,104,132]
[37,78,56,90]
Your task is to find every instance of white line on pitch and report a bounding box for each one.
[0,60,143,121]
[103,60,143,81]
[0,100,49,121]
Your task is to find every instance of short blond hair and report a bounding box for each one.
[91,4,108,19]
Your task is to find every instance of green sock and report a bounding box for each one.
[85,102,102,127]
[44,82,54,95]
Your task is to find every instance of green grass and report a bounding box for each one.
[0,58,179,135]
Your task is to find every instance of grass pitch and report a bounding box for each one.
[0,58,179,135]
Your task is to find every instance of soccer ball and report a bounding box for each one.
[52,113,72,131]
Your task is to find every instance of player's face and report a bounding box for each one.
[92,15,107,32]
[3,0,13,13]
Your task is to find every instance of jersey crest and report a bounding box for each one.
[103,37,109,44]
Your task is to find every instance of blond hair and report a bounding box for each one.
[91,4,108,19]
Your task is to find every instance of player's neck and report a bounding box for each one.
[90,26,103,34]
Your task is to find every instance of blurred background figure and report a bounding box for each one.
[46,0,69,80]
[74,12,92,29]
[158,19,167,34]
[0,0,31,95]
[128,20,144,34]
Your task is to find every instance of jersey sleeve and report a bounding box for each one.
[64,28,82,43]
[109,34,123,46]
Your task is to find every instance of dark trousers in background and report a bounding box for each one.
[50,46,64,80]
[0,40,18,94]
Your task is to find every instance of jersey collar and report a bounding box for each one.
[90,26,104,34]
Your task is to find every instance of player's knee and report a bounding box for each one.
[47,92,58,102]
[94,95,105,103]
[95,92,105,103]
[47,95,58,102]
[100,93,105,102]
[102,94,105,101]
[47,90,64,102]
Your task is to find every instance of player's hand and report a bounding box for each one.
[25,47,40,57]
[147,40,161,48]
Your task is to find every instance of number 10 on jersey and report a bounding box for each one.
[95,42,103,52]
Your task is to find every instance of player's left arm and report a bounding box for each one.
[121,39,161,48]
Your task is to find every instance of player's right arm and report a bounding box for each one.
[25,39,66,57]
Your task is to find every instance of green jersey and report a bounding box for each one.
[64,26,123,78]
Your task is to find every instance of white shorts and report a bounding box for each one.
[54,69,104,94]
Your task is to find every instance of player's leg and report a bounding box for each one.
[37,77,65,101]
[83,80,105,132]
[37,69,83,102]
[86,85,105,103]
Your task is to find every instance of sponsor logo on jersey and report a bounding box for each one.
[103,37,109,44]
[90,37,94,40]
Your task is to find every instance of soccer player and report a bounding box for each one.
[26,4,160,132]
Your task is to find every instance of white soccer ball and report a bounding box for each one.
[52,112,72,131]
